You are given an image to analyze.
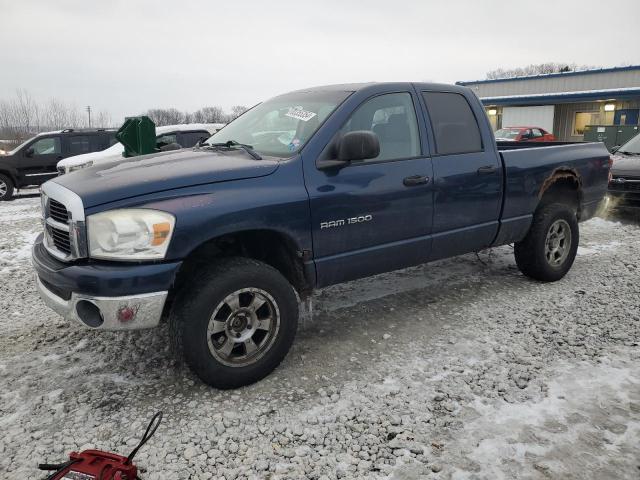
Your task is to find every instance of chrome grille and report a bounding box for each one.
[47,224,72,254]
[41,182,87,262]
[48,199,69,223]
[610,176,640,192]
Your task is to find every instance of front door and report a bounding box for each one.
[18,135,62,185]
[419,91,503,260]
[304,91,433,287]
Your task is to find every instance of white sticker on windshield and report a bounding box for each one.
[285,106,317,122]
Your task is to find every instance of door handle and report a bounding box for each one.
[403,175,430,186]
[477,165,497,175]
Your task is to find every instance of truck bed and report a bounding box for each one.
[493,141,610,245]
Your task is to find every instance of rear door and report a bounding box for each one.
[305,91,434,286]
[420,90,503,260]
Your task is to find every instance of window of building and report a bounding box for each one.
[573,111,600,136]
[422,92,482,155]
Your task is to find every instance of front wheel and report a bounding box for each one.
[0,174,14,201]
[514,203,579,282]
[170,257,299,389]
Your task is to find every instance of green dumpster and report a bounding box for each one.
[615,125,640,148]
[583,125,618,151]
[116,116,157,157]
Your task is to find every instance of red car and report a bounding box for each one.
[494,126,557,142]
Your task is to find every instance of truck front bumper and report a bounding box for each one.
[32,234,182,331]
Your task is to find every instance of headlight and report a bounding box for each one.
[68,161,93,173]
[87,209,175,260]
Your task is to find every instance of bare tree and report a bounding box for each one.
[94,110,113,128]
[145,108,185,126]
[191,106,226,123]
[15,89,40,134]
[228,105,248,121]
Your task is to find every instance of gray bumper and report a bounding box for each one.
[36,276,167,331]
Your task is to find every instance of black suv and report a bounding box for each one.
[0,128,117,200]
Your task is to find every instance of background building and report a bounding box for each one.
[457,65,640,142]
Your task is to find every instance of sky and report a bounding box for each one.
[2,0,639,123]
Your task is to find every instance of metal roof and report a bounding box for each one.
[479,87,640,106]
[457,65,640,86]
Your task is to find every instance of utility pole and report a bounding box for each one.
[86,105,92,128]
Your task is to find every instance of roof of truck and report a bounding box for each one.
[286,82,470,94]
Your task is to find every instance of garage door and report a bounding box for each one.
[502,106,555,133]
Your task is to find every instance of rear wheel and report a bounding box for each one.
[170,257,298,389]
[514,203,579,282]
[0,174,14,201]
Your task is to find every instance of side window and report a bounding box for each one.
[31,137,61,155]
[422,92,482,155]
[180,131,209,147]
[532,128,543,138]
[89,135,109,152]
[69,135,91,155]
[156,133,177,147]
[340,92,420,162]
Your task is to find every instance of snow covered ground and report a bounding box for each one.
[0,193,639,479]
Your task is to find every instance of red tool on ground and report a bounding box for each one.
[38,412,162,480]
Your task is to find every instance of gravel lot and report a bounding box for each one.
[1,192,639,479]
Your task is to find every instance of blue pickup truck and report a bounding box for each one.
[32,82,610,388]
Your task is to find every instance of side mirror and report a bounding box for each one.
[338,130,380,161]
[317,130,380,171]
[25,147,34,157]
[610,145,620,153]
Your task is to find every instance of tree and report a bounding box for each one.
[486,63,599,80]
[191,106,226,123]
[145,108,185,126]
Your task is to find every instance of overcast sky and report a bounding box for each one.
[2,0,639,122]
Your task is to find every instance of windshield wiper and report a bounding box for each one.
[202,140,262,160]
[617,150,640,156]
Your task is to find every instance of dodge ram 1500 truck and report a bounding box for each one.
[32,82,610,389]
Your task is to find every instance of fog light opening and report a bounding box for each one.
[76,300,104,328]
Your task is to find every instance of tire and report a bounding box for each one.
[514,203,579,282]
[170,257,299,389]
[0,174,14,201]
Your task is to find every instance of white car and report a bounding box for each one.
[57,123,225,175]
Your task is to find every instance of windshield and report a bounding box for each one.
[618,132,640,155]
[8,136,34,155]
[204,90,351,158]
[494,128,521,139]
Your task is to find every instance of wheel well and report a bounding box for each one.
[0,170,16,185]
[538,169,582,218]
[174,230,311,298]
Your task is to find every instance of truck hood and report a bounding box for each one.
[51,148,280,208]
[611,153,640,177]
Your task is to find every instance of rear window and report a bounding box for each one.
[422,92,483,155]
[180,131,210,147]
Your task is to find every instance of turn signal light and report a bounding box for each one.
[151,222,172,246]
